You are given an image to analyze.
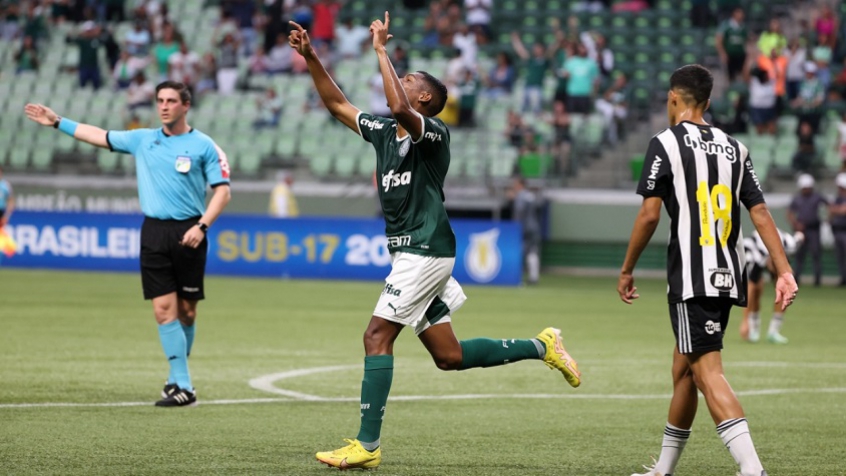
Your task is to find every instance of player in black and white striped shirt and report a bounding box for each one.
[617,65,799,476]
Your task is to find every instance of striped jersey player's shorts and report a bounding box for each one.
[373,252,467,335]
[669,297,734,354]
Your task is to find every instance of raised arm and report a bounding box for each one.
[24,103,109,148]
[371,12,423,140]
[749,203,798,310]
[289,21,360,133]
[510,31,530,60]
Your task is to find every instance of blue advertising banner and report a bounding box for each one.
[2,212,522,285]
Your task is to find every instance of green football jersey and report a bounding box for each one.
[357,111,456,257]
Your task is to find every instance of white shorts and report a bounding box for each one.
[373,252,467,335]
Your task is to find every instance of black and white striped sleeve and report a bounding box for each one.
[636,136,672,199]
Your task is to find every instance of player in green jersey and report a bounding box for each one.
[289,13,582,470]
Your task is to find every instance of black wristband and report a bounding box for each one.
[197,222,209,233]
[53,117,62,129]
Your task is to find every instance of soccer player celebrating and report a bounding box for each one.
[289,13,581,470]
[24,82,231,407]
[617,65,798,476]
[740,229,803,344]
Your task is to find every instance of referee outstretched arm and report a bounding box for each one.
[24,82,231,408]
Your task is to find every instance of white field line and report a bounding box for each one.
[2,361,846,410]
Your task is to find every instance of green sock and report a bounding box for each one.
[459,338,545,370]
[356,355,393,448]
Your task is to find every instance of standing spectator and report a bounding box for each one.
[1,2,21,40]
[464,0,492,42]
[715,7,748,83]
[745,62,777,135]
[168,41,201,91]
[755,49,786,120]
[830,173,846,286]
[484,52,516,98]
[125,19,152,57]
[101,26,122,72]
[248,47,269,76]
[509,176,543,284]
[335,17,370,59]
[14,35,39,74]
[811,35,833,89]
[505,110,530,148]
[562,42,599,114]
[253,87,283,129]
[105,0,126,23]
[67,22,104,90]
[194,52,218,98]
[445,47,466,84]
[813,4,838,49]
[311,0,341,47]
[113,50,147,89]
[791,121,817,173]
[791,62,825,134]
[269,171,299,217]
[788,174,829,286]
[227,0,257,55]
[212,8,240,46]
[511,32,556,114]
[584,33,613,80]
[22,4,48,46]
[422,1,446,47]
[216,33,241,95]
[127,71,155,110]
[452,23,478,69]
[266,32,293,74]
[547,101,572,175]
[457,69,480,128]
[594,72,628,144]
[784,38,807,101]
[757,18,787,58]
[152,24,179,82]
[835,111,846,170]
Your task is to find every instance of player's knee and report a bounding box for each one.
[362,328,390,354]
[178,310,196,326]
[433,351,462,371]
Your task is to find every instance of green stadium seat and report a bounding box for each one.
[96,148,119,174]
[309,154,333,178]
[30,148,52,172]
[334,154,357,177]
[239,150,262,175]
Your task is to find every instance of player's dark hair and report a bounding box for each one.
[416,71,448,117]
[155,81,192,105]
[669,64,713,108]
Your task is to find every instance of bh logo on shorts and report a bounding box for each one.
[464,228,502,283]
[709,269,734,290]
[704,320,722,335]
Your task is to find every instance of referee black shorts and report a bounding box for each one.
[669,297,734,355]
[140,216,207,301]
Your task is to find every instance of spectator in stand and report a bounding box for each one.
[453,23,478,69]
[213,7,240,45]
[792,121,818,173]
[788,174,829,286]
[571,0,605,13]
[757,46,787,114]
[547,101,572,175]
[464,0,492,43]
[127,71,155,110]
[266,32,293,74]
[791,62,825,134]
[195,52,218,98]
[149,3,173,43]
[836,111,846,170]
[391,45,410,78]
[125,18,152,58]
[217,32,241,95]
[484,52,516,98]
[105,0,126,23]
[811,35,833,89]
[22,4,48,46]
[745,62,777,135]
[831,173,846,285]
[335,17,370,59]
[715,0,740,21]
[580,32,613,80]
[152,24,179,82]
[458,68,480,128]
[785,38,807,101]
[253,87,283,129]
[715,7,748,83]
[290,0,314,31]
[612,0,649,13]
[813,4,839,49]
[311,0,341,47]
[561,42,599,114]
[505,110,530,148]
[594,72,628,145]
[511,32,557,114]
[14,35,39,74]
[67,21,104,90]
[445,47,467,84]
[1,2,21,40]
[248,47,269,76]
[113,49,147,89]
[168,41,201,92]
[422,1,446,47]
[226,0,257,55]
[758,18,787,58]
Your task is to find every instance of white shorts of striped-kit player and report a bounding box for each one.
[373,252,467,336]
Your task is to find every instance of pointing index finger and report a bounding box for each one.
[289,21,305,32]
[384,11,390,28]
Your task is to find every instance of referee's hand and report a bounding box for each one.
[617,272,639,304]
[24,103,58,126]
[180,225,205,249]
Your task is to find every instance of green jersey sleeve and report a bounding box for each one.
[356,111,393,145]
[411,113,450,155]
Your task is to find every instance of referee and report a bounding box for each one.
[24,81,231,407]
[617,65,797,476]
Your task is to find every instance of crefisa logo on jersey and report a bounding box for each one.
[465,228,502,283]
[360,118,384,131]
[381,169,411,192]
[704,319,722,335]
[709,268,734,290]
[683,134,737,162]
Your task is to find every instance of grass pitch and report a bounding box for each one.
[1,269,844,475]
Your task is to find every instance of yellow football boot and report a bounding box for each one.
[536,327,581,387]
[316,439,381,470]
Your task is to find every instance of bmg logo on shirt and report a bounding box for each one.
[709,269,734,290]
[381,169,411,192]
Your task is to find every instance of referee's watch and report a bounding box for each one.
[197,222,209,234]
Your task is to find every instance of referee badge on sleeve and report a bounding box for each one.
[175,156,192,173]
